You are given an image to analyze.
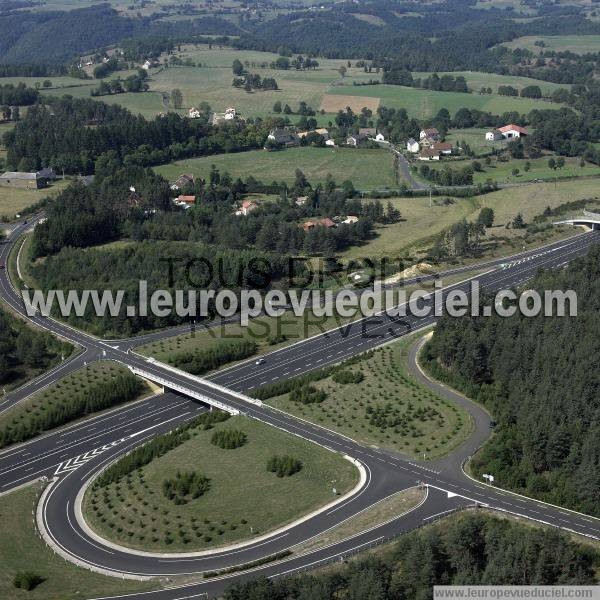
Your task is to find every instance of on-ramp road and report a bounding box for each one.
[1,220,599,599]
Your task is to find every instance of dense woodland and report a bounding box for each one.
[225,514,598,599]
[0,306,70,387]
[424,246,600,515]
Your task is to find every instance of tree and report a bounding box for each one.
[556,156,565,169]
[548,157,556,170]
[477,207,494,228]
[524,161,531,172]
[338,65,347,78]
[512,212,525,229]
[512,168,520,178]
[272,100,282,113]
[232,59,244,76]
[171,88,183,109]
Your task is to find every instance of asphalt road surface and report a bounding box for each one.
[1,219,599,599]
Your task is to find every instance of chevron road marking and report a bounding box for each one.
[54,438,127,476]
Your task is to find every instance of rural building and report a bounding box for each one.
[486,130,504,141]
[36,167,56,180]
[297,128,330,141]
[343,215,359,224]
[406,138,420,153]
[169,173,195,191]
[0,171,47,189]
[266,128,300,147]
[418,148,441,161]
[431,142,453,155]
[188,107,202,119]
[175,195,196,208]
[325,139,336,147]
[236,199,259,216]
[301,217,336,231]
[295,196,308,206]
[357,128,385,142]
[210,107,239,126]
[420,128,440,141]
[498,124,528,139]
[346,133,369,146]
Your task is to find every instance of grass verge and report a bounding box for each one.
[0,483,156,600]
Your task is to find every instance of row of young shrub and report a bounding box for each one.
[168,339,257,375]
[0,373,142,449]
[95,410,230,487]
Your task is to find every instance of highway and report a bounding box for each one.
[1,219,600,599]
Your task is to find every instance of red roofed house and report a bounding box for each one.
[498,124,528,139]
[174,195,196,209]
[236,199,259,216]
[301,217,336,232]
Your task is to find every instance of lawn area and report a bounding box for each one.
[84,415,359,552]
[325,84,553,120]
[0,361,151,441]
[154,146,397,188]
[501,35,600,54]
[413,71,569,96]
[0,484,155,600]
[0,180,69,220]
[265,333,472,458]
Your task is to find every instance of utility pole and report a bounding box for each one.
[429,186,432,208]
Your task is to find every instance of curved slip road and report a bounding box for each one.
[1,219,600,598]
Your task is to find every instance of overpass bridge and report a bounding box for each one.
[129,365,242,415]
[554,209,600,230]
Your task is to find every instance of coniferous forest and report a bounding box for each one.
[424,246,600,515]
[224,514,598,599]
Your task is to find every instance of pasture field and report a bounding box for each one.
[501,35,600,54]
[340,196,480,260]
[265,334,472,458]
[412,71,570,95]
[325,84,556,120]
[444,128,510,155]
[425,156,600,185]
[155,146,398,188]
[84,415,359,552]
[9,45,559,122]
[0,485,154,600]
[342,178,599,260]
[0,180,69,220]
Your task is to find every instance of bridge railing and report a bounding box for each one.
[129,366,240,415]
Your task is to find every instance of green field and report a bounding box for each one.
[412,71,570,96]
[266,334,472,458]
[325,84,554,120]
[0,180,69,220]
[155,146,398,188]
[0,484,154,600]
[340,195,480,260]
[501,35,600,54]
[341,178,600,261]
[426,156,600,185]
[84,415,358,552]
[13,45,558,122]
